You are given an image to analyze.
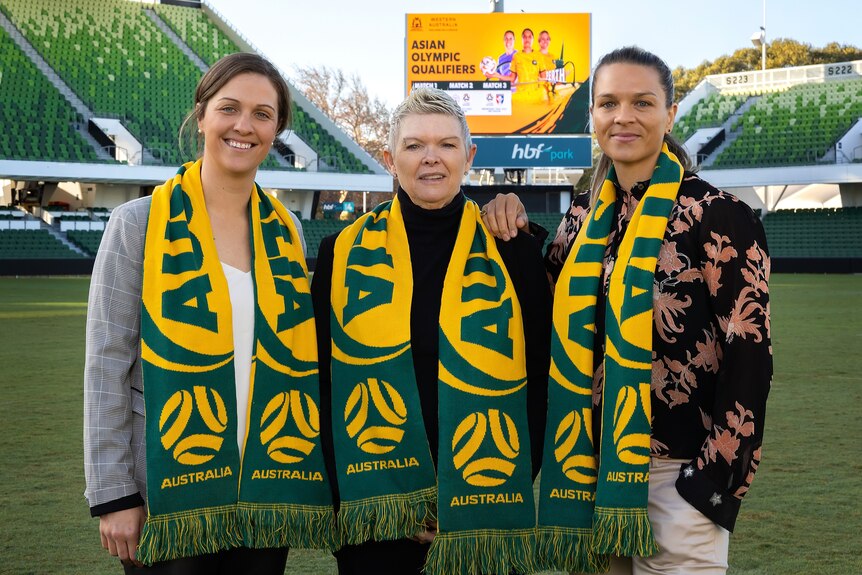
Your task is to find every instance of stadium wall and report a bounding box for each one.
[0,258,94,276]
[772,258,862,274]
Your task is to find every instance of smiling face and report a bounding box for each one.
[591,62,677,184]
[503,31,515,53]
[538,31,551,53]
[197,72,279,180]
[384,113,477,210]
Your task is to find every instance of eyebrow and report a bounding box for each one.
[401,135,461,144]
[216,96,276,112]
[595,91,659,99]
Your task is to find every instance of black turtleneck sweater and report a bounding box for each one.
[311,189,552,507]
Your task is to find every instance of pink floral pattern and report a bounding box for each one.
[547,174,772,529]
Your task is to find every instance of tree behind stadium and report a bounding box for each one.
[673,39,862,101]
[293,66,391,163]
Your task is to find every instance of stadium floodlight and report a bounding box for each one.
[750,0,767,71]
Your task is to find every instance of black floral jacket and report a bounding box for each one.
[546,173,772,532]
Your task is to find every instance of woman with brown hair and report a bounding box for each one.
[483,46,771,574]
[84,52,333,573]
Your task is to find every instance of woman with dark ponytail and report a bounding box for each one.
[482,46,772,574]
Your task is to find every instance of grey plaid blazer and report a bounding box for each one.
[83,195,306,511]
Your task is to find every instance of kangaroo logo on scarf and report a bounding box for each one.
[345,377,408,454]
[260,390,320,464]
[453,409,519,487]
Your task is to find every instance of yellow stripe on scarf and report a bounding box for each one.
[142,161,233,370]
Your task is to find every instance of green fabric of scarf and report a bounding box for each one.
[536,145,683,572]
[330,194,536,575]
[137,160,334,564]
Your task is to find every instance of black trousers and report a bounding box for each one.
[123,547,288,575]
[334,539,428,575]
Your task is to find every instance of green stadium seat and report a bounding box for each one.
[762,207,862,258]
[0,25,99,162]
[0,0,371,172]
[706,78,862,169]
[0,229,86,259]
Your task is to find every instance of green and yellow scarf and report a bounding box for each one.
[536,145,683,572]
[330,194,536,575]
[137,160,334,564]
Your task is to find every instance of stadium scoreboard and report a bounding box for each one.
[405,13,591,137]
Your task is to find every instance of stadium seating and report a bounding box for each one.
[8,207,862,263]
[1,0,203,165]
[299,218,357,259]
[291,108,371,174]
[673,93,748,143]
[0,0,372,172]
[66,229,103,255]
[154,3,239,66]
[0,229,86,258]
[515,209,862,260]
[0,25,100,162]
[673,76,862,169]
[715,79,862,168]
[761,207,862,258]
[153,3,369,173]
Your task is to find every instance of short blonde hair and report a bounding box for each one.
[388,87,472,155]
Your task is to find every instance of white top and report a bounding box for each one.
[222,261,255,453]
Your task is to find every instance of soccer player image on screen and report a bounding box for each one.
[537,30,558,98]
[501,28,549,103]
[481,30,518,83]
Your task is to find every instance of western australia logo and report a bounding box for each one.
[345,377,407,454]
[260,389,321,464]
[453,409,519,487]
[159,385,227,466]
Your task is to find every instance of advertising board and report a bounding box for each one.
[406,13,591,135]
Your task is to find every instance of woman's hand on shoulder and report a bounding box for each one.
[481,193,529,241]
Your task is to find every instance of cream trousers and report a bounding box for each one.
[577,458,730,575]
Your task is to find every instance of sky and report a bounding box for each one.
[205,0,860,107]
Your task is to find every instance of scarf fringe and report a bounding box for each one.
[424,528,537,575]
[237,502,337,551]
[336,486,436,546]
[535,525,609,573]
[592,506,659,557]
[137,505,242,565]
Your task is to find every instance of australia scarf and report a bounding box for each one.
[330,194,536,575]
[536,145,683,572]
[137,160,334,564]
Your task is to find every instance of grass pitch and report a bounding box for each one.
[0,275,859,574]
